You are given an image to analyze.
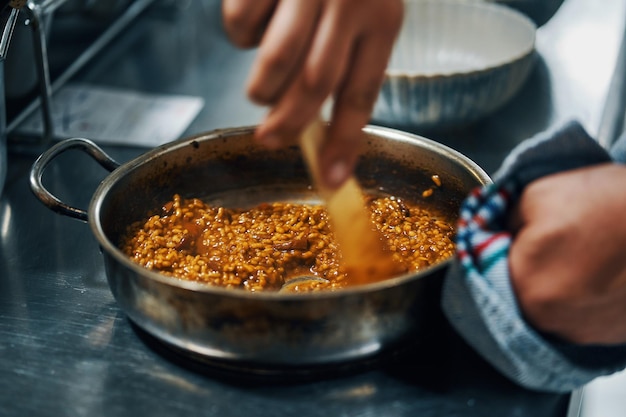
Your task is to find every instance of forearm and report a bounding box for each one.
[442,122,626,392]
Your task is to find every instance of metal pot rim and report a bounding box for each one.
[86,124,491,300]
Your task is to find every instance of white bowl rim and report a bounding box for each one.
[386,0,537,78]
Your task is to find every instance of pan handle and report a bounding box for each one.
[30,138,121,222]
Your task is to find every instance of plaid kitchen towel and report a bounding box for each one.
[442,120,626,392]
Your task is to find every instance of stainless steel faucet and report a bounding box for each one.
[0,0,23,196]
[1,0,26,59]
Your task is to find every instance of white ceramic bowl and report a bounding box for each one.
[372,0,537,130]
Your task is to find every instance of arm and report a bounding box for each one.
[442,122,626,392]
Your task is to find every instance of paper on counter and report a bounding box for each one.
[16,83,205,147]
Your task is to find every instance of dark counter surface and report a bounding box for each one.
[2,0,626,415]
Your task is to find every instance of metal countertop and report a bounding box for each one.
[2,0,626,416]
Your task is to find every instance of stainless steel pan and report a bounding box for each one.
[30,125,491,369]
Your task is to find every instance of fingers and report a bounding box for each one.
[319,31,400,188]
[222,0,277,48]
[228,0,404,189]
[247,0,323,105]
[257,0,403,188]
[254,2,355,147]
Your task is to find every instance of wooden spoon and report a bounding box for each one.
[299,118,403,286]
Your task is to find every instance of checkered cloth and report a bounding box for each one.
[442,121,626,392]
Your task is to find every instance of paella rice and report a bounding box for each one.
[120,193,455,292]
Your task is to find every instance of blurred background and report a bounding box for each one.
[1,1,626,416]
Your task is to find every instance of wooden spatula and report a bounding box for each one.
[299,118,402,286]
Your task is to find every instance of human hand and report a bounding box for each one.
[222,0,404,189]
[508,163,626,345]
